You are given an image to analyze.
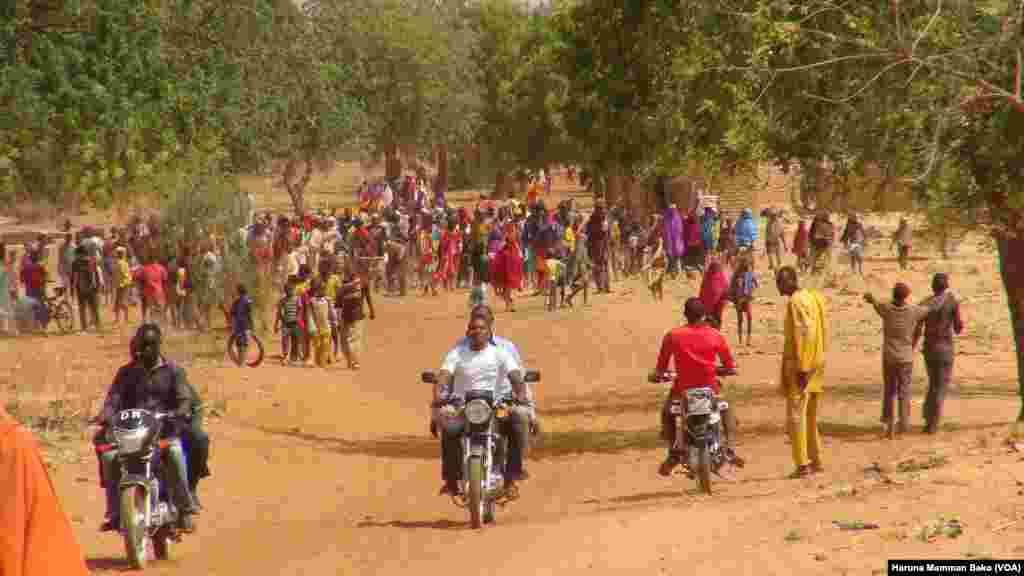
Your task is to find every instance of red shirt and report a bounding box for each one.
[655,324,735,395]
[136,263,167,305]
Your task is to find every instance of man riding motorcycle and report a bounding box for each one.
[431,305,539,492]
[654,298,743,477]
[117,328,212,507]
[93,323,200,532]
[432,315,529,496]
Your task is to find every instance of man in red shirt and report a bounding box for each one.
[135,258,167,323]
[654,297,739,476]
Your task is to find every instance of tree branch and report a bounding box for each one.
[910,0,942,57]
[802,57,912,104]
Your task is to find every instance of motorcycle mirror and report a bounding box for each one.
[421,371,436,384]
[524,370,540,383]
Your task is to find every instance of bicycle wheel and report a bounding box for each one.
[54,301,75,334]
[228,332,264,367]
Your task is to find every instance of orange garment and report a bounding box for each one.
[0,412,91,576]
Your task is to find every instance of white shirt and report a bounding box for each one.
[441,343,520,401]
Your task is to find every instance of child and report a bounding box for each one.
[545,253,566,311]
[728,257,759,346]
[229,284,254,367]
[114,247,132,326]
[308,281,334,368]
[699,260,730,329]
[468,282,489,311]
[175,262,189,329]
[274,279,302,365]
[564,231,591,308]
[641,238,666,301]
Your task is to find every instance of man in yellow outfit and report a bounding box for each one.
[775,266,829,478]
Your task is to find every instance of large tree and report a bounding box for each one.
[469,1,573,199]
[745,0,1024,419]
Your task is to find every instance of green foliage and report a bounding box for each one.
[468,0,574,189]
[1,0,251,209]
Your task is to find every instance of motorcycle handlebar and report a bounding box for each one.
[648,368,735,383]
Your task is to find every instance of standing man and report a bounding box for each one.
[864,283,931,438]
[70,245,102,332]
[337,262,375,370]
[586,201,611,293]
[765,209,787,272]
[914,273,964,434]
[776,266,829,478]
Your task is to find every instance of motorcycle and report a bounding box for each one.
[649,367,738,494]
[95,409,191,569]
[422,369,541,529]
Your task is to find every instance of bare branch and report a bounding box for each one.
[902,111,947,184]
[910,0,942,57]
[771,52,895,73]
[801,58,912,104]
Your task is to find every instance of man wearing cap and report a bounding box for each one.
[864,283,935,439]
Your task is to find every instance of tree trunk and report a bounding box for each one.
[282,158,312,218]
[996,235,1024,421]
[492,170,508,200]
[436,142,449,193]
[606,171,623,207]
[385,144,402,180]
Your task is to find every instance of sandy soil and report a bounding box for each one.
[3,175,1023,575]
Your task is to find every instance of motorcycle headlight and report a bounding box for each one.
[112,428,149,454]
[464,399,492,425]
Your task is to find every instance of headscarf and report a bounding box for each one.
[662,204,685,258]
[735,208,758,247]
[699,260,730,312]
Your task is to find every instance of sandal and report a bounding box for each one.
[788,465,812,479]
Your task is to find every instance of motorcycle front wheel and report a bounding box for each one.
[468,456,484,529]
[121,486,151,569]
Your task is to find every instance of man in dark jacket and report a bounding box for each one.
[913,273,965,433]
[94,324,200,532]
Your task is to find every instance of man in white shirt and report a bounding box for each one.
[432,315,527,496]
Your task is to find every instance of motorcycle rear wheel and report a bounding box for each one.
[698,446,713,495]
[121,486,150,569]
[468,456,483,529]
[153,526,172,560]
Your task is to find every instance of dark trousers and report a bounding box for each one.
[78,290,101,330]
[882,361,913,429]
[923,352,953,432]
[441,416,525,484]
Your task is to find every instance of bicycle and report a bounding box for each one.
[226,329,265,367]
[43,285,75,334]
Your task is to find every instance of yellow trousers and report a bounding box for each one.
[785,392,823,468]
[313,332,333,367]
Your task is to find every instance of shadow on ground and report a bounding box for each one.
[256,418,1008,461]
[85,557,133,573]
[541,380,1018,418]
[356,518,465,531]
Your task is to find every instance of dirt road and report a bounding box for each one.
[4,221,1021,575]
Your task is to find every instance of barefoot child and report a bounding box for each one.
[274,279,302,365]
[728,257,758,345]
[308,281,335,368]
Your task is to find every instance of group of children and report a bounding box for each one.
[248,260,374,370]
